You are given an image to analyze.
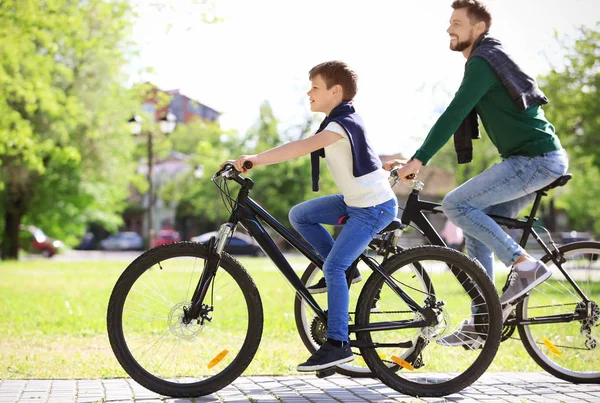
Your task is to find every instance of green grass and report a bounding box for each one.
[0,256,590,379]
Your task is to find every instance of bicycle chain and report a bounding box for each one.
[349,310,413,315]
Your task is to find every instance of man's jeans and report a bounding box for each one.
[289,195,398,342]
[442,149,568,282]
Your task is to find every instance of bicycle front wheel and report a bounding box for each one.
[107,242,264,397]
[518,241,600,383]
[356,246,502,397]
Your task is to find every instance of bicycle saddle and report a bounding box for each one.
[380,218,402,233]
[537,174,572,193]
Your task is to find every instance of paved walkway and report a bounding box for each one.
[1,373,599,403]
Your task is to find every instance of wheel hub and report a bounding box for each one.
[417,308,449,341]
[168,302,205,340]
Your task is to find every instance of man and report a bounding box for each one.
[386,0,568,347]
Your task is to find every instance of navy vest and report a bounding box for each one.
[310,101,381,191]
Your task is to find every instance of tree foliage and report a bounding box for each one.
[0,0,137,258]
[538,24,600,233]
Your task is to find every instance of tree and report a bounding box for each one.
[0,0,137,258]
[538,24,600,233]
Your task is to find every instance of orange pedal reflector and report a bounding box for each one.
[542,337,562,356]
[391,355,414,371]
[207,349,229,369]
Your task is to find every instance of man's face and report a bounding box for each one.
[307,74,340,114]
[447,8,477,52]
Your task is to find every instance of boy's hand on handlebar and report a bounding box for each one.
[230,155,257,173]
[383,158,408,171]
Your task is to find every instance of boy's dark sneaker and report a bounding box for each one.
[296,341,353,371]
[307,269,362,294]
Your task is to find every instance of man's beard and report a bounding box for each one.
[450,34,474,52]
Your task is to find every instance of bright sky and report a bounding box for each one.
[131,0,599,156]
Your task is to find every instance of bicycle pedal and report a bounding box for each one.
[315,367,336,378]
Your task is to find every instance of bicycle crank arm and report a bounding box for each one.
[350,340,413,349]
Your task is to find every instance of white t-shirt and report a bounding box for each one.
[321,122,396,208]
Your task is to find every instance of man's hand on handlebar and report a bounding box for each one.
[385,158,422,182]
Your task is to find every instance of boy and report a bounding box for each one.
[229,60,398,371]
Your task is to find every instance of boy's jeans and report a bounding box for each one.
[289,195,398,342]
[442,149,568,282]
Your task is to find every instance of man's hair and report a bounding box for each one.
[451,0,492,31]
[309,61,358,100]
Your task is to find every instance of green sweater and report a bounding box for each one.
[412,57,562,165]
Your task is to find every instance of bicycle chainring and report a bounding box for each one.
[310,316,327,346]
[501,310,517,341]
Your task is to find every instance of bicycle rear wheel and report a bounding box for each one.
[294,261,431,377]
[518,241,600,383]
[355,246,502,397]
[107,242,263,397]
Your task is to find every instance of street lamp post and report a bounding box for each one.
[128,112,177,248]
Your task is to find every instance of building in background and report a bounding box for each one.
[122,85,220,244]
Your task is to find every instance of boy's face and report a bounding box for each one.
[447,8,477,52]
[307,74,341,115]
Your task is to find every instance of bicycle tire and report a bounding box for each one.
[518,241,600,383]
[107,242,264,397]
[355,246,502,397]
[293,261,432,378]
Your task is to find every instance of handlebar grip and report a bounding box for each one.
[243,161,253,170]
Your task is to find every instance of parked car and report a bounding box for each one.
[100,231,144,251]
[559,231,594,244]
[151,229,181,248]
[76,232,96,250]
[19,225,63,257]
[191,231,264,256]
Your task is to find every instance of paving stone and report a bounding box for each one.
[0,373,598,402]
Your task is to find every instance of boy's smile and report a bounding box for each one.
[307,74,342,116]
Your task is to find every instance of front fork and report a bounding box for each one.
[183,223,235,323]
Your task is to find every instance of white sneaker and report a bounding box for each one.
[436,318,484,349]
[500,261,551,305]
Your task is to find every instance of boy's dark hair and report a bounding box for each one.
[309,61,358,101]
[451,0,492,31]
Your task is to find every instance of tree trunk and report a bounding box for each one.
[546,198,557,233]
[2,198,25,260]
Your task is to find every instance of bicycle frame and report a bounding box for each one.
[185,168,432,340]
[400,178,592,327]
